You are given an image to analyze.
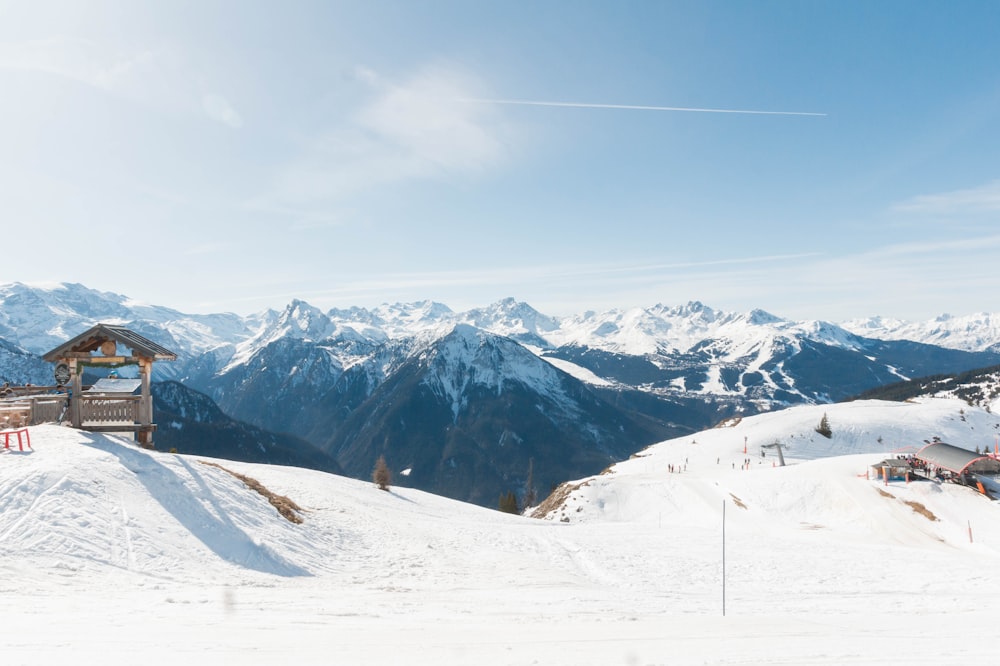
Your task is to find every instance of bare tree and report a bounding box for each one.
[373,455,392,491]
[522,458,537,509]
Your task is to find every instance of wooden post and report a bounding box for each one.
[70,358,82,427]
[138,357,153,448]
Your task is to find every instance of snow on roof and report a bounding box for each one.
[87,378,142,394]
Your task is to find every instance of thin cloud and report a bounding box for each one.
[241,199,348,230]
[893,180,1000,214]
[183,242,230,256]
[860,233,1000,258]
[461,98,826,117]
[0,37,154,92]
[0,37,242,128]
[360,68,508,171]
[271,64,512,205]
[202,93,244,129]
[219,253,824,310]
[181,234,1000,321]
[582,252,823,276]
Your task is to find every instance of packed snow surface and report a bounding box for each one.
[2,398,999,665]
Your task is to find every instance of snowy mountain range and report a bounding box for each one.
[3,281,1000,506]
[2,396,998,664]
[841,311,1000,352]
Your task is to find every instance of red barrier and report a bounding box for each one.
[1,428,31,451]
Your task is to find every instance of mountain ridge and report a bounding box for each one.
[5,281,1000,506]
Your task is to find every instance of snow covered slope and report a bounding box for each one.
[535,396,1000,522]
[2,402,999,665]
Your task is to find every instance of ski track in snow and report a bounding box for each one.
[0,404,998,665]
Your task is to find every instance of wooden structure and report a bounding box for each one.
[870,457,914,482]
[914,442,1000,477]
[42,324,176,447]
[913,442,1000,497]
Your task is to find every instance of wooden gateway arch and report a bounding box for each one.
[43,324,177,448]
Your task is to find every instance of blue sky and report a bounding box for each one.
[2,1,999,321]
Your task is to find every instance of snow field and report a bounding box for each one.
[1,397,999,665]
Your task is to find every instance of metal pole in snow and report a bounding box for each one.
[722,499,726,617]
[968,520,974,544]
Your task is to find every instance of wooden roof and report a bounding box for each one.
[43,324,177,362]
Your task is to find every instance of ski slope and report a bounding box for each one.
[1,398,998,665]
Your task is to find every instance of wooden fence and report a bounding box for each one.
[2,389,146,432]
[78,395,140,425]
[29,397,68,424]
[1,396,68,428]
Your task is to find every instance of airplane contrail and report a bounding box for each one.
[461,98,826,117]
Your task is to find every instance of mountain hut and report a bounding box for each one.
[870,457,914,482]
[42,324,177,448]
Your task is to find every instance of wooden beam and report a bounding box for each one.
[80,424,158,433]
[84,356,129,365]
[57,353,143,364]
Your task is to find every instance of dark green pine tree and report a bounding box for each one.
[815,413,832,439]
[498,490,520,514]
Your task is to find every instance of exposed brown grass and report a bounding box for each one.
[529,480,590,520]
[198,461,305,524]
[873,487,938,521]
[729,493,748,510]
[903,500,938,521]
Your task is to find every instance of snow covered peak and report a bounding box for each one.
[327,305,380,326]
[550,302,747,355]
[794,319,862,349]
[651,300,718,322]
[261,300,336,344]
[744,308,784,326]
[842,311,1000,351]
[422,324,568,420]
[220,300,339,371]
[370,300,455,336]
[461,298,558,344]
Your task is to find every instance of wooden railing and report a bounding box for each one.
[78,395,140,424]
[28,397,67,425]
[0,385,64,399]
[0,397,68,427]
